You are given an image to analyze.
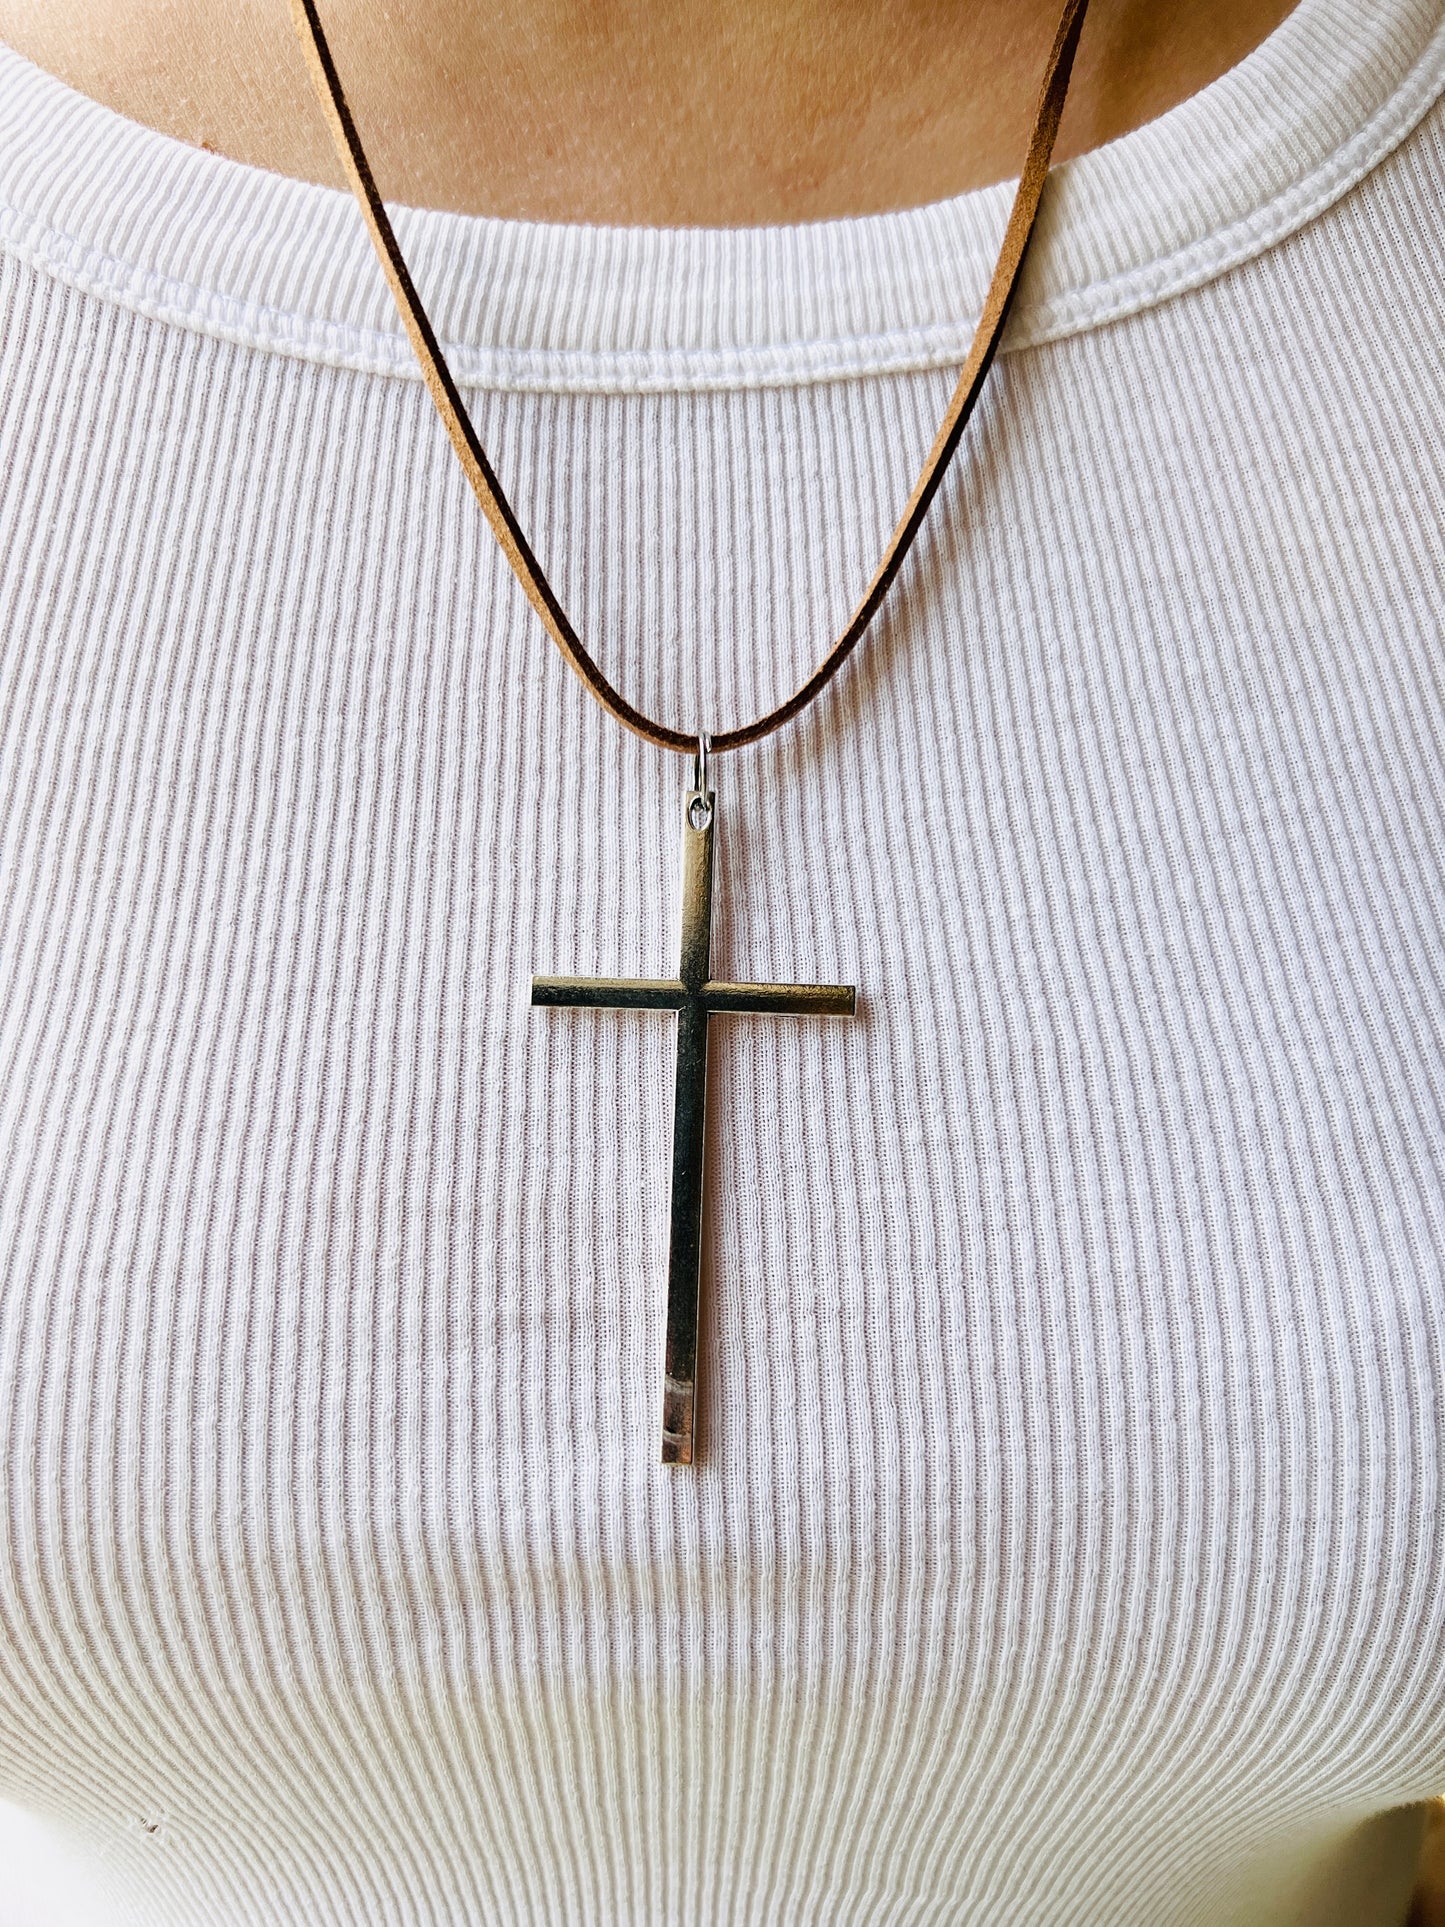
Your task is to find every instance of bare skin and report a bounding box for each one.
[0,0,1294,225]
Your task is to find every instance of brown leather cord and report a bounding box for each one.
[290,0,1089,757]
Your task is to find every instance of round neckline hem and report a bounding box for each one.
[1,0,1443,393]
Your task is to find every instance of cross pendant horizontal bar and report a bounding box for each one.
[532,978,855,1018]
[531,784,856,1465]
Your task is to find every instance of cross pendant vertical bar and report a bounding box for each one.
[662,788,715,1461]
[532,779,855,1464]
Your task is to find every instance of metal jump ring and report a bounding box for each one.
[691,731,712,797]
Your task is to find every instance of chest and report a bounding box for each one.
[1,282,1443,1913]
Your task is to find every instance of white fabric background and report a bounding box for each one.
[1,2,1444,1920]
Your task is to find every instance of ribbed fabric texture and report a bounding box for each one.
[2,3,1445,1922]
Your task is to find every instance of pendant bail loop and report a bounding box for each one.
[692,731,712,798]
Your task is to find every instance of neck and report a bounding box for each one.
[0,0,1294,225]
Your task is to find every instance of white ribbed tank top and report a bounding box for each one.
[2,3,1444,1921]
